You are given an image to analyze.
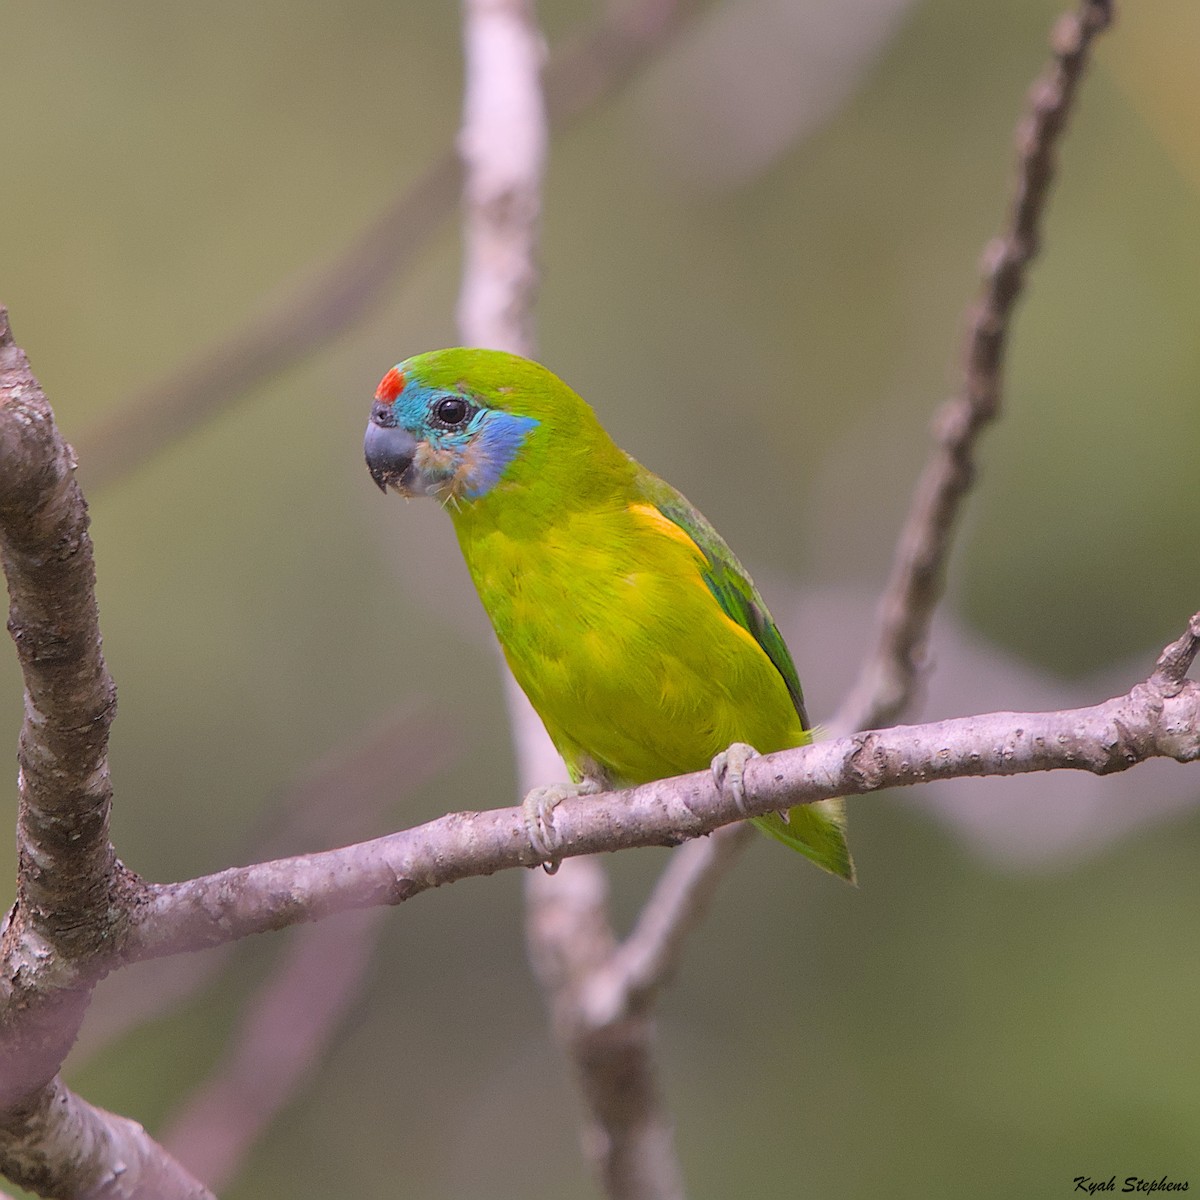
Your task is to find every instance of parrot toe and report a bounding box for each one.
[522,785,564,872]
[521,778,603,873]
[711,742,761,818]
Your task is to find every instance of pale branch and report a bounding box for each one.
[455,0,692,1193]
[0,1078,214,1200]
[833,0,1115,737]
[76,0,701,491]
[113,616,1198,963]
[457,0,547,357]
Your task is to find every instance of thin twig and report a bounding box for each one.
[76,0,701,491]
[833,0,1115,736]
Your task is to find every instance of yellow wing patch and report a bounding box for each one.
[627,503,766,660]
[628,503,706,559]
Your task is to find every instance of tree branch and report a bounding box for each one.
[0,306,123,1110]
[0,310,214,1199]
[0,310,120,961]
[0,1079,213,1200]
[114,615,1198,963]
[833,0,1115,736]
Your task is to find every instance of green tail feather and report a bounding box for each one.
[752,798,855,883]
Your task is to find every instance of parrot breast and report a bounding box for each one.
[452,497,807,788]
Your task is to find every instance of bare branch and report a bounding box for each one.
[0,309,120,957]
[0,308,126,1112]
[76,0,701,491]
[457,0,546,356]
[0,311,212,1199]
[833,0,1115,736]
[0,1078,213,1200]
[116,614,1199,962]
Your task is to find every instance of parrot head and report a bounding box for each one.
[364,347,624,508]
[364,349,541,503]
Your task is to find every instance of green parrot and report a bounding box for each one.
[364,348,853,881]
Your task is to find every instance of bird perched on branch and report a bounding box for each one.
[364,348,852,881]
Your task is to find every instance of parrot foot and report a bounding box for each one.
[522,779,600,873]
[711,742,761,817]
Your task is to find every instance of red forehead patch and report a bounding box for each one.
[375,367,406,403]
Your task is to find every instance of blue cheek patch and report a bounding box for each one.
[382,380,537,499]
[462,410,538,497]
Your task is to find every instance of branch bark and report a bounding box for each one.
[111,615,1198,962]
[0,305,120,1097]
[0,1080,212,1200]
[0,309,215,1199]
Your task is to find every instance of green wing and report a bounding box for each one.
[636,467,855,883]
[650,496,810,732]
[636,471,808,728]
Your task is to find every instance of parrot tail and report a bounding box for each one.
[753,798,855,883]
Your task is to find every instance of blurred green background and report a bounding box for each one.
[2,0,1199,1196]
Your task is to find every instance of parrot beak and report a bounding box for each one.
[364,420,419,494]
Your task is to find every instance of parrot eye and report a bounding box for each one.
[433,396,470,428]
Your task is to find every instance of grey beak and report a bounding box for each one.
[364,421,418,493]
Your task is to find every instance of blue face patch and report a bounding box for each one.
[460,408,539,497]
[384,379,538,500]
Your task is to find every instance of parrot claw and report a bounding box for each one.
[522,779,600,873]
[711,742,761,817]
